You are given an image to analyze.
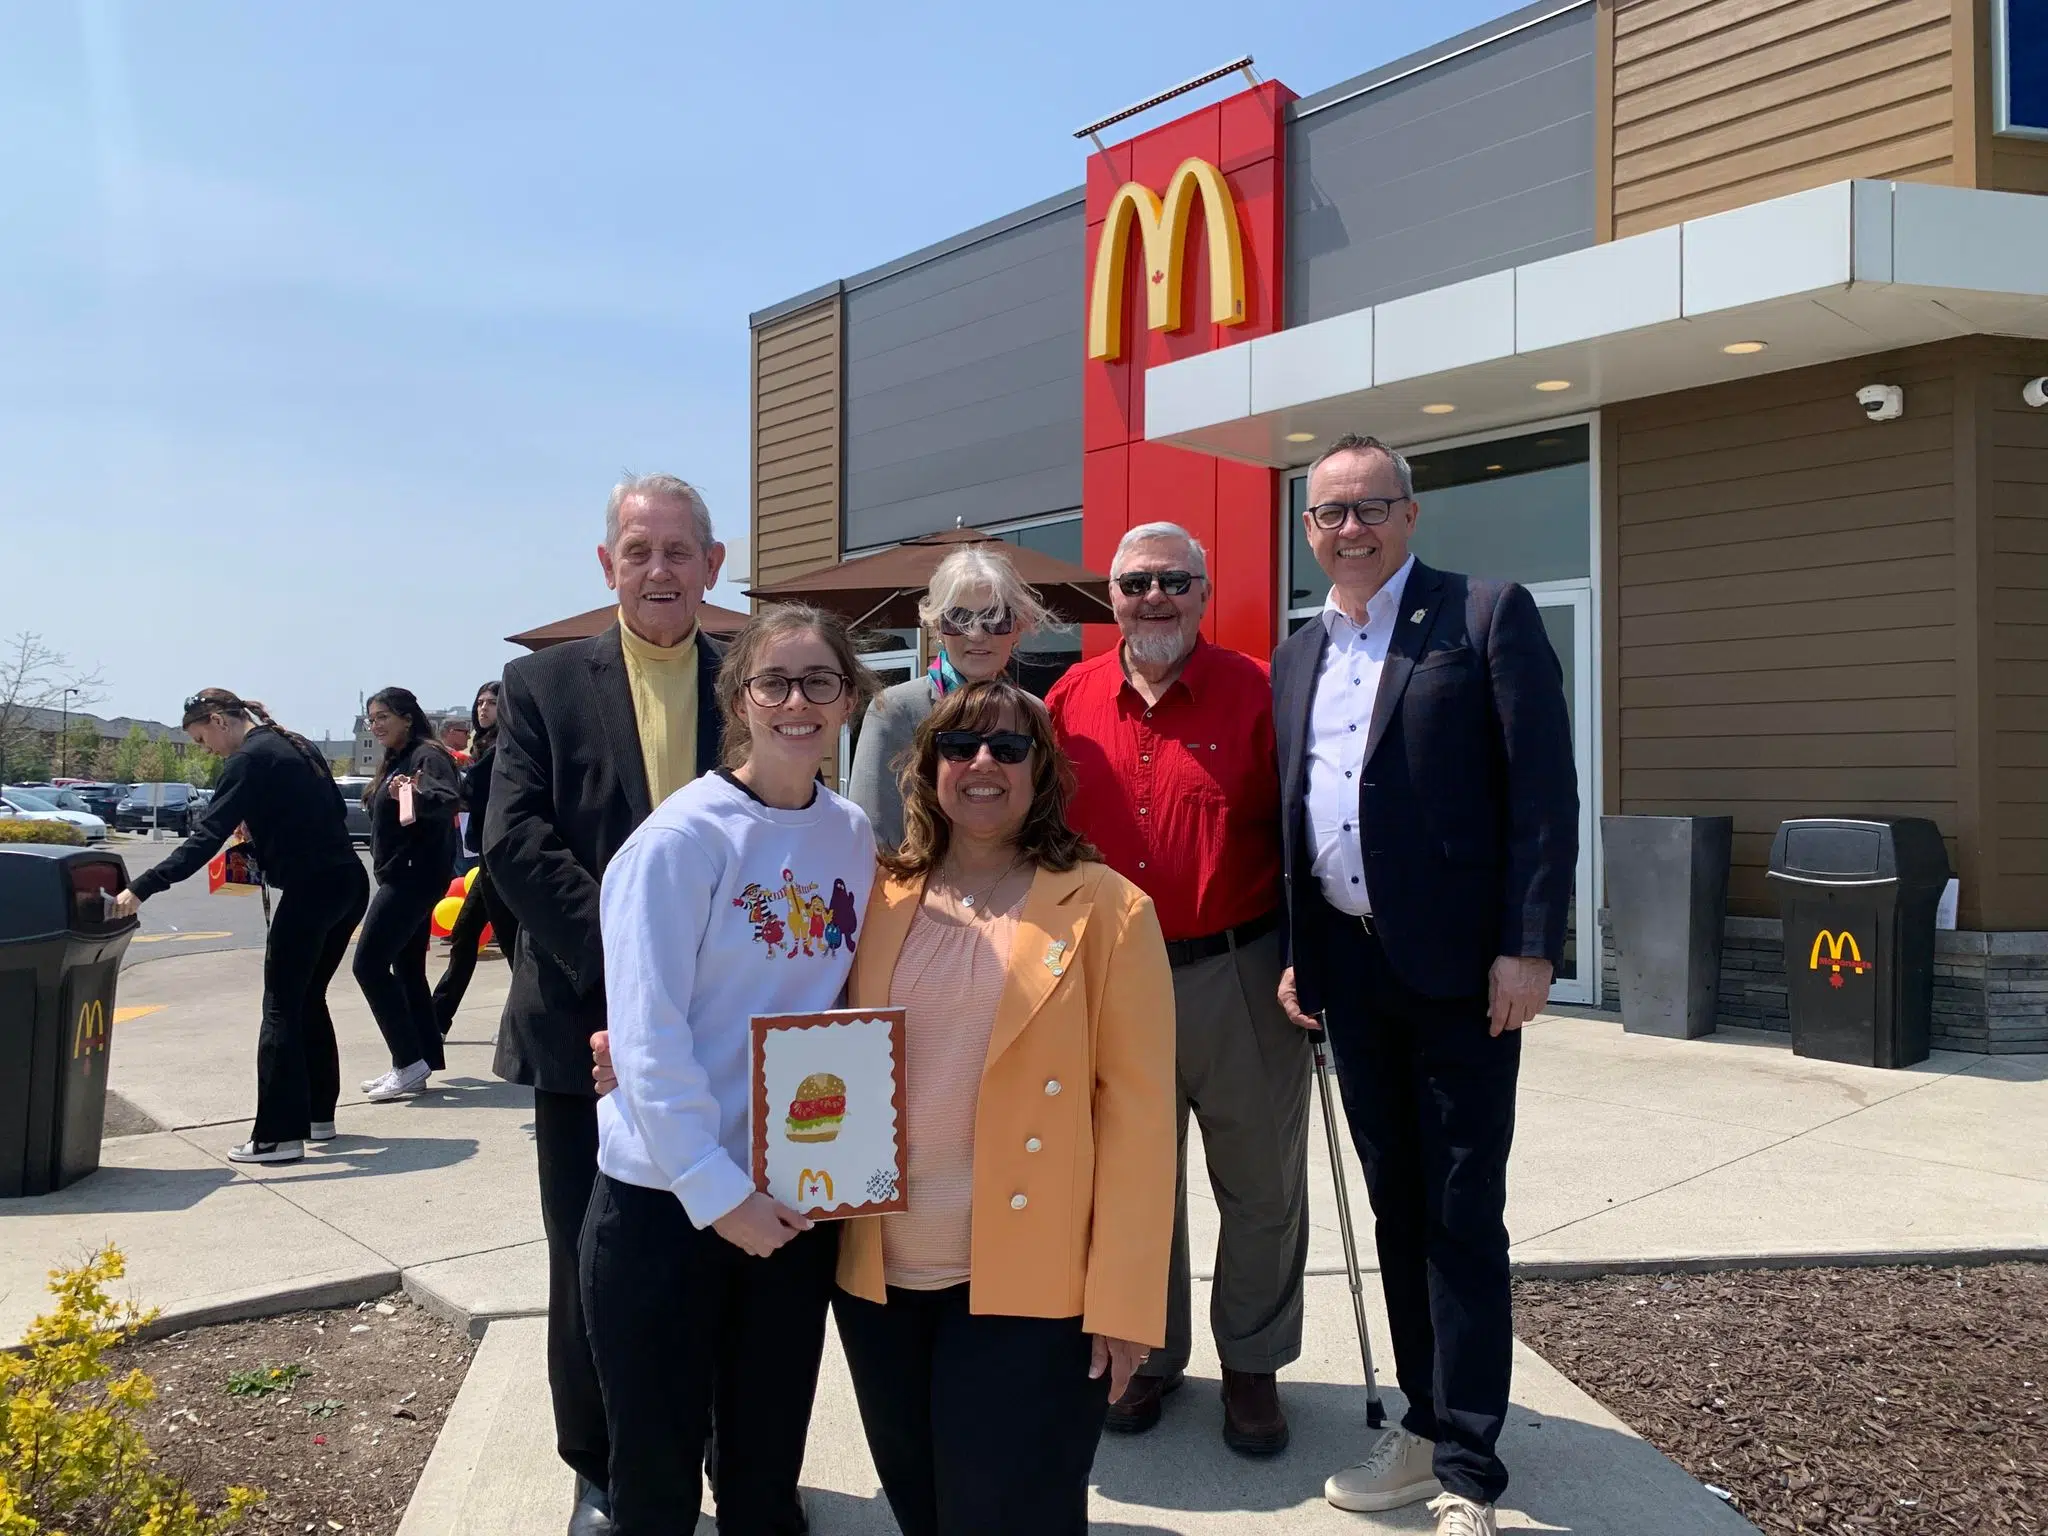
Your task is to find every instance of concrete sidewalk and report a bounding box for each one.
[4,944,2042,1532]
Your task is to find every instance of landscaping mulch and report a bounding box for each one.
[1514,1263,2047,1534]
[114,1293,475,1536]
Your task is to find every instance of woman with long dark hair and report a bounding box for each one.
[431,680,520,1035]
[352,686,460,1101]
[112,689,369,1164]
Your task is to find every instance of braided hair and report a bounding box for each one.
[181,687,333,782]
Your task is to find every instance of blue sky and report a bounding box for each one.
[3,0,1509,737]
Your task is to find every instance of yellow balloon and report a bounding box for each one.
[433,897,466,935]
[463,866,479,894]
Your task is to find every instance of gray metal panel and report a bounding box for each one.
[842,201,1084,549]
[1288,4,1596,324]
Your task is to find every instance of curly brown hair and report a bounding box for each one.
[881,679,1098,879]
[715,604,880,771]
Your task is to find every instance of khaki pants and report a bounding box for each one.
[1141,925,1312,1378]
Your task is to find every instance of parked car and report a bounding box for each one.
[63,782,128,821]
[2,788,110,842]
[115,782,201,834]
[335,777,374,846]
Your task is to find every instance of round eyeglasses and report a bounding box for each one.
[1307,497,1407,531]
[742,671,850,708]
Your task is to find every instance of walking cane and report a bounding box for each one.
[1311,1030,1385,1429]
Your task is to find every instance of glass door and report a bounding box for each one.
[1532,583,1595,1005]
[839,648,918,798]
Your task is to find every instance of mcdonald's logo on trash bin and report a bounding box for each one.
[73,999,108,1071]
[1087,157,1246,363]
[1809,930,1873,989]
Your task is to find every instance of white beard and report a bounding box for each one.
[1124,629,1192,669]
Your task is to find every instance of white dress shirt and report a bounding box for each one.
[1306,556,1415,915]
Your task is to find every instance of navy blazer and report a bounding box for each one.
[1273,559,1578,1010]
[485,621,725,1094]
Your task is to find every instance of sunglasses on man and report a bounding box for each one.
[1114,570,1199,598]
[937,608,1016,636]
[934,730,1034,765]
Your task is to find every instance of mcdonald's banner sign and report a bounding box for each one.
[1081,79,1294,662]
[1809,928,1874,990]
[73,997,109,1072]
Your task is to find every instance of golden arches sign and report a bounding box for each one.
[1809,929,1872,988]
[1086,157,1246,363]
[73,998,108,1062]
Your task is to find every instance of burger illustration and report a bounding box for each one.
[785,1073,847,1143]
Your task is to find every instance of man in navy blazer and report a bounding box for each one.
[1272,434,1576,1532]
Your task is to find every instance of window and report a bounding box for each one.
[992,514,1083,696]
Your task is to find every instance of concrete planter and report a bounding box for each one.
[1602,815,1733,1039]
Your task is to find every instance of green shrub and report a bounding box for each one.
[0,819,85,847]
[0,1247,261,1536]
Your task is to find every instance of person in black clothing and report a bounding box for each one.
[113,688,369,1166]
[352,686,461,1102]
[432,681,519,1034]
[485,473,725,1536]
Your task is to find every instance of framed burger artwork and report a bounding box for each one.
[750,1008,909,1220]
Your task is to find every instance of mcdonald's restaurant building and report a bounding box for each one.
[748,0,2048,1052]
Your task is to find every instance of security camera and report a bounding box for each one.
[2024,377,2048,409]
[1856,384,1904,422]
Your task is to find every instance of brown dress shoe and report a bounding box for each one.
[1220,1368,1289,1455]
[1104,1370,1184,1434]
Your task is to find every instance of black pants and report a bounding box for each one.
[532,1089,609,1491]
[430,866,517,1034]
[581,1173,835,1536]
[1317,911,1521,1506]
[351,878,444,1072]
[253,862,369,1143]
[833,1285,1108,1536]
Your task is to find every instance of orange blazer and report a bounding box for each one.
[835,859,1176,1347]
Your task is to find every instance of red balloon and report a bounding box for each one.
[480,924,496,948]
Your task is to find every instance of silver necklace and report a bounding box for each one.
[944,855,1022,912]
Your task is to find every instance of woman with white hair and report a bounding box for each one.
[847,543,1053,848]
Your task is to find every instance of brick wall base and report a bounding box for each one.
[1594,915,2047,1055]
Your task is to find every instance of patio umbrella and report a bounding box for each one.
[504,600,749,651]
[743,527,1114,631]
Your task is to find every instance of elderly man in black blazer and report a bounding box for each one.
[485,474,725,1536]
[1272,435,1576,1536]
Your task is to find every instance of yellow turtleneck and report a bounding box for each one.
[617,613,700,806]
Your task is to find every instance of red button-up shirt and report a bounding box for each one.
[1046,638,1282,942]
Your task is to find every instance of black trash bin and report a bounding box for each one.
[1766,817,1951,1068]
[0,844,139,1196]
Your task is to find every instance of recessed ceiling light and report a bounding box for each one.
[1533,379,1572,392]
[1485,464,1503,472]
[1284,431,1316,443]
[1723,340,1767,355]
[1421,403,1456,415]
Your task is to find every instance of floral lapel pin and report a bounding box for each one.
[1044,939,1069,977]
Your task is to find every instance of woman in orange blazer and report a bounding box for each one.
[834,678,1174,1536]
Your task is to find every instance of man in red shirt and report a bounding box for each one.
[1047,520,1310,1455]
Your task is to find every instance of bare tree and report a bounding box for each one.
[0,632,105,784]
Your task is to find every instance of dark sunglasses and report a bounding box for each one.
[1115,570,1198,598]
[937,607,1016,636]
[934,730,1034,765]
[1308,496,1407,531]
[743,671,849,707]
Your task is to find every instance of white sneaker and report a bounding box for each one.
[308,1121,336,1143]
[366,1061,430,1102]
[360,1070,394,1094]
[1429,1493,1498,1535]
[1325,1426,1442,1512]
[228,1139,303,1165]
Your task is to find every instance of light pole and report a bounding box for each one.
[60,687,78,779]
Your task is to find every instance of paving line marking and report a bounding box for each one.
[112,1005,165,1024]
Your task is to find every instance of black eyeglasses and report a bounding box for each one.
[743,671,850,707]
[934,730,1034,765]
[1308,497,1408,531]
[1115,570,1198,598]
[937,607,1015,636]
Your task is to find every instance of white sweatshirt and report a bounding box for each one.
[597,771,876,1227]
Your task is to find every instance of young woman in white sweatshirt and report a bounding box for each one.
[583,604,879,1536]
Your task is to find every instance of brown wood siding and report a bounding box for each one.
[1988,345,2048,927]
[1601,0,1957,239]
[1613,344,1966,913]
[750,298,843,591]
